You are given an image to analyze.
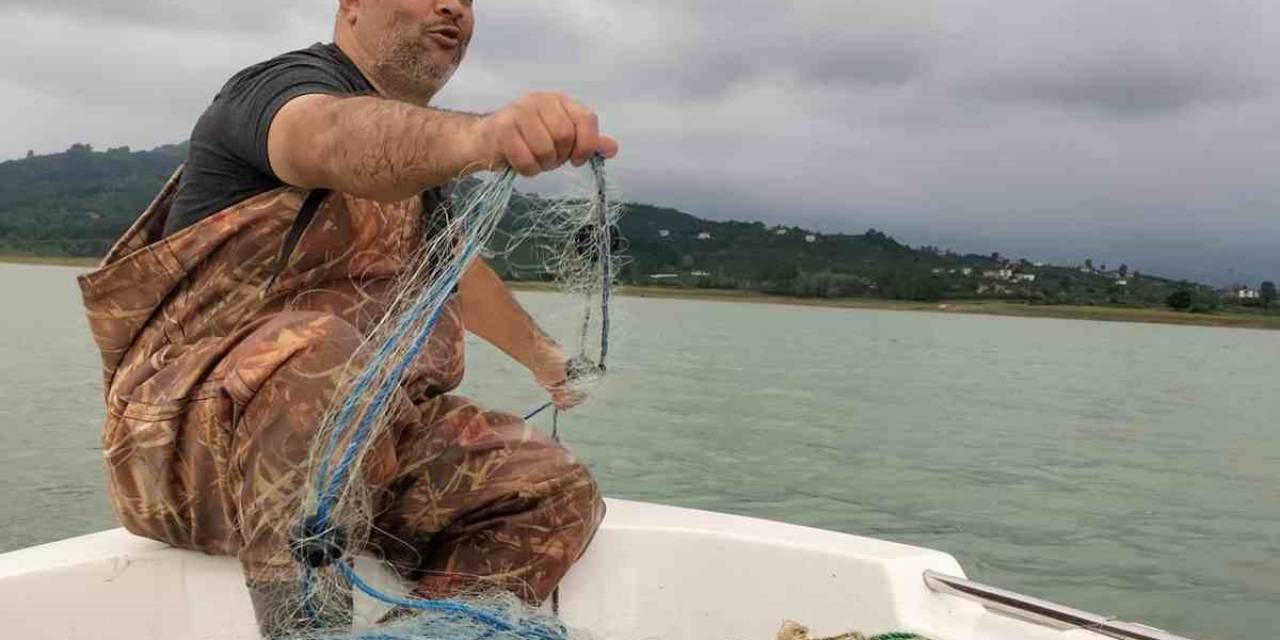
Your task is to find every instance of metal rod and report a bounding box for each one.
[923,570,1196,640]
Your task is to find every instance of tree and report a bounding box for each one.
[1166,289,1194,311]
[25,150,34,159]
[1262,281,1277,309]
[1085,258,1094,271]
[1118,264,1129,278]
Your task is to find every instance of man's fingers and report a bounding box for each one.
[552,386,587,411]
[597,134,620,160]
[515,110,558,172]
[502,125,541,177]
[541,99,578,167]
[562,100,600,167]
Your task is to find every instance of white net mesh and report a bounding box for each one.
[266,158,617,639]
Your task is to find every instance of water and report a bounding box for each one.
[1,263,1277,639]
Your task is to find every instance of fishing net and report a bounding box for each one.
[259,157,621,640]
[245,158,927,640]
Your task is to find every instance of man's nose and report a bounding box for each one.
[435,0,468,19]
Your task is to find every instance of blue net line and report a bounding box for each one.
[337,561,567,640]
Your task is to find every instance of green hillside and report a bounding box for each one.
[2,143,1267,314]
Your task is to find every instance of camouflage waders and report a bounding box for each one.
[78,170,605,609]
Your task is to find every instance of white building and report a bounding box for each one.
[658,229,670,238]
[697,232,713,241]
[649,273,679,280]
[804,235,818,244]
[983,269,1014,280]
[691,271,711,277]
[1016,273,1037,283]
[1235,287,1260,300]
[774,228,788,236]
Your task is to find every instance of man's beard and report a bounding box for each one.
[372,20,465,104]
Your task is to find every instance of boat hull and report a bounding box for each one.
[0,499,1103,640]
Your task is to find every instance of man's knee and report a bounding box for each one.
[516,433,606,552]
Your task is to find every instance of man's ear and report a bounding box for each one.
[337,0,361,25]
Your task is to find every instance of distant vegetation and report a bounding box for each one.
[3,143,1275,318]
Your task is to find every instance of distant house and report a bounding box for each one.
[931,268,945,275]
[658,229,671,238]
[649,273,680,280]
[697,232,713,241]
[690,271,711,277]
[983,269,1014,280]
[1115,279,1129,286]
[1016,273,1037,283]
[1234,287,1260,300]
[961,267,974,276]
[804,235,818,244]
[774,228,789,236]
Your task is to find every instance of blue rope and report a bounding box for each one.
[300,565,318,619]
[590,155,611,369]
[310,262,452,501]
[336,562,567,640]
[316,250,473,520]
[523,402,554,421]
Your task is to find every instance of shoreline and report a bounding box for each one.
[4,255,1275,331]
[512,282,1280,331]
[0,254,100,268]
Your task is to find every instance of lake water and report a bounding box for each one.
[0,262,1276,639]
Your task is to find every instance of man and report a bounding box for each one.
[77,0,618,635]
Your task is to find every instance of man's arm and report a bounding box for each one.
[267,92,619,200]
[459,259,584,410]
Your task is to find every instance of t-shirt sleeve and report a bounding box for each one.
[208,55,356,179]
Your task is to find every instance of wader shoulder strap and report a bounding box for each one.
[261,188,331,297]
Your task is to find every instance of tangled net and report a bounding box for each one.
[249,159,923,640]
[270,157,620,639]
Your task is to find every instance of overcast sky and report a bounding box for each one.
[3,0,1277,285]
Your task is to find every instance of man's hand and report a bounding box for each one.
[530,343,588,412]
[477,92,620,177]
[460,261,592,412]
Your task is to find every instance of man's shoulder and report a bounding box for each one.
[218,43,362,97]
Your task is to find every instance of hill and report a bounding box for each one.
[1,144,1266,314]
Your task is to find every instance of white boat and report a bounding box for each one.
[0,499,1190,640]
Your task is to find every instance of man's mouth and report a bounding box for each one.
[425,25,461,48]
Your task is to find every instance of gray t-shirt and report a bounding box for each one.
[165,43,375,236]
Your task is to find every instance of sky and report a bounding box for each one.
[3,0,1278,285]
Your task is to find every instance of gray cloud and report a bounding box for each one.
[2,0,1277,285]
[5,0,315,34]
[940,0,1278,116]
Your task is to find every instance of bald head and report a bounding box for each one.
[335,0,475,104]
